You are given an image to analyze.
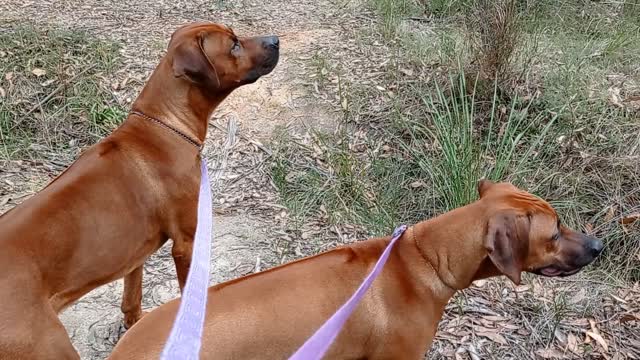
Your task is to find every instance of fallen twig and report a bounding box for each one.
[209,116,237,195]
[408,16,432,23]
[209,113,273,156]
[226,154,272,186]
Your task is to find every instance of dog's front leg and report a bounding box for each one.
[171,235,194,291]
[121,266,146,329]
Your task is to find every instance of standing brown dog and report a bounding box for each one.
[109,181,603,360]
[0,23,278,359]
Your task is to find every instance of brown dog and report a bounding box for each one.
[0,23,278,359]
[109,180,603,360]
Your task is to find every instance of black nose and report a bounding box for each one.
[589,238,604,257]
[263,36,279,50]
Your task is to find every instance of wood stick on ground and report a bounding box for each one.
[209,113,272,156]
[226,155,272,186]
[208,116,237,197]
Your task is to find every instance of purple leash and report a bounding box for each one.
[160,159,212,360]
[288,224,408,360]
[157,157,404,360]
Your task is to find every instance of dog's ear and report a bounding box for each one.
[171,32,220,90]
[484,211,530,285]
[478,179,495,198]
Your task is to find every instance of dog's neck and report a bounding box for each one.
[412,201,501,292]
[130,60,231,144]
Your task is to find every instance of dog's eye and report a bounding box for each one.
[552,233,560,241]
[231,40,240,52]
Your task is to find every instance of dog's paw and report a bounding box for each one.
[123,310,148,329]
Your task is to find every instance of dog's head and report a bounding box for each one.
[167,22,279,93]
[477,180,603,285]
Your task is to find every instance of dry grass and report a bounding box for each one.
[465,0,522,89]
[0,26,124,160]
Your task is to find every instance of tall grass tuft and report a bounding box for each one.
[400,71,559,210]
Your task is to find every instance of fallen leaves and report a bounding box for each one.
[535,348,565,359]
[621,212,640,234]
[620,313,639,323]
[475,329,508,345]
[586,319,609,352]
[428,276,640,359]
[610,294,628,304]
[566,333,580,354]
[626,95,640,110]
[608,86,624,108]
[586,331,609,352]
[472,279,488,288]
[31,68,47,77]
[569,288,587,304]
[399,68,414,76]
[604,205,617,222]
[607,86,640,111]
[41,79,56,87]
[621,213,640,225]
[554,328,567,345]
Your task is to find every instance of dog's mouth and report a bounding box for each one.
[259,51,279,74]
[258,51,280,74]
[533,265,582,278]
[242,55,279,84]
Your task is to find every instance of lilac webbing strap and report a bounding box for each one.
[288,224,408,360]
[161,160,212,360]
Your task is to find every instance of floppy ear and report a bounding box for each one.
[478,179,495,198]
[171,32,220,90]
[484,211,530,285]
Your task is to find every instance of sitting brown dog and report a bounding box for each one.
[109,180,603,359]
[0,23,278,359]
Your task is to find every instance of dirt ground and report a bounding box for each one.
[1,0,639,359]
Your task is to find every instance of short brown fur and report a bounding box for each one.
[109,180,602,360]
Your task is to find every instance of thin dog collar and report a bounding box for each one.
[130,110,203,150]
